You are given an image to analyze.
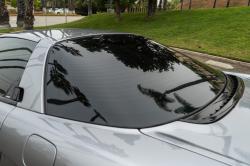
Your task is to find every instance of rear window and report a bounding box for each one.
[0,38,37,99]
[45,35,225,128]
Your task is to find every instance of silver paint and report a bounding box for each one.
[23,135,56,166]
[0,107,228,166]
[0,102,15,129]
[141,76,250,166]
[17,39,53,113]
[4,29,134,42]
[0,30,249,166]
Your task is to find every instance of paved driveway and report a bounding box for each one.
[9,16,85,27]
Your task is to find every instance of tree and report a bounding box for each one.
[42,0,47,14]
[62,0,65,14]
[88,0,92,15]
[115,0,121,21]
[68,0,72,14]
[158,0,162,11]
[95,0,110,12]
[147,0,157,18]
[163,0,167,10]
[119,0,136,11]
[23,0,34,30]
[0,0,11,28]
[10,0,17,7]
[52,0,56,13]
[17,0,25,27]
[72,0,75,14]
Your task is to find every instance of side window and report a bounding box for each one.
[0,38,37,101]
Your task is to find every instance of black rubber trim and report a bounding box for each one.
[0,96,17,106]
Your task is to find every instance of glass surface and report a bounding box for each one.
[45,35,226,128]
[0,38,37,98]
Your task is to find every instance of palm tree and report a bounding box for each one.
[52,0,56,14]
[68,0,72,14]
[17,0,25,27]
[115,0,121,21]
[42,0,47,14]
[147,0,157,18]
[23,0,34,30]
[88,0,92,15]
[72,0,75,14]
[62,0,66,14]
[0,0,11,28]
[163,0,167,10]
[158,0,162,11]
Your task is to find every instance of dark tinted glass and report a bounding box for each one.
[45,35,226,128]
[0,38,37,98]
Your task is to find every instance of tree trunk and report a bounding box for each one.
[158,0,162,11]
[88,0,92,15]
[72,0,75,14]
[62,0,65,14]
[42,0,47,14]
[23,0,34,30]
[17,0,25,27]
[163,0,167,11]
[52,0,56,14]
[147,0,157,18]
[115,0,121,21]
[153,0,157,15]
[147,0,153,17]
[0,0,10,28]
[68,0,72,14]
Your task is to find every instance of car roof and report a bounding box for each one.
[1,29,134,43]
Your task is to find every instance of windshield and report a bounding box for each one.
[45,34,226,128]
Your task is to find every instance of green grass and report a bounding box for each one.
[4,6,250,62]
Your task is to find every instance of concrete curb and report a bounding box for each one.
[170,47,250,67]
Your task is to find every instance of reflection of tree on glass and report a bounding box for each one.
[174,93,199,115]
[47,59,107,124]
[74,35,179,73]
[90,109,108,124]
[51,43,82,57]
[137,84,175,112]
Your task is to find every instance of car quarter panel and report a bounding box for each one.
[0,102,15,128]
[0,107,229,166]
[17,39,53,113]
[141,77,250,166]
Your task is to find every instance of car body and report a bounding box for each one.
[55,8,69,14]
[48,8,59,13]
[0,29,249,166]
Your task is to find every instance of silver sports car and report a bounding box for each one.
[0,29,249,166]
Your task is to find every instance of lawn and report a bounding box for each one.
[4,6,250,62]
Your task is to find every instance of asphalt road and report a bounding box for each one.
[9,16,85,27]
